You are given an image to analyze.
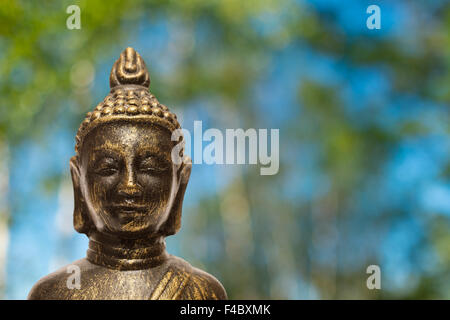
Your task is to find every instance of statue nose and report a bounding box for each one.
[117,169,142,198]
[118,183,142,198]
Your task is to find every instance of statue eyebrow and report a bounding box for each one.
[137,147,160,157]
[138,147,171,163]
[90,144,125,162]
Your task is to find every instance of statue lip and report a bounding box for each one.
[110,203,147,213]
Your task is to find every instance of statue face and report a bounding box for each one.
[79,121,176,238]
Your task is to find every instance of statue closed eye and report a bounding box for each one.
[27,47,227,300]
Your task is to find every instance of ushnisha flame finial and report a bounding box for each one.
[110,47,150,88]
[74,47,181,155]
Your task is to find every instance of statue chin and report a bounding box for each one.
[90,207,169,239]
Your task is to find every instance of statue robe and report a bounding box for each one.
[27,254,226,300]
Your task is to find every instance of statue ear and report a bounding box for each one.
[70,156,93,235]
[160,156,192,236]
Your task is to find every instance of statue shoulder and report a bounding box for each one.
[184,266,228,300]
[27,259,88,300]
[156,255,227,300]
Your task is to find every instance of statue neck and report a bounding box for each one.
[86,232,167,271]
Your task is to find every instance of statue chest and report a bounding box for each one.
[50,261,191,300]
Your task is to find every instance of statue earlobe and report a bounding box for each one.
[70,156,92,235]
[161,156,192,236]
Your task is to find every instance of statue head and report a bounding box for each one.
[70,47,191,240]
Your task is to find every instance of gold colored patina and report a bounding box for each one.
[28,48,227,300]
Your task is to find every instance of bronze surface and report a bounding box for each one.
[27,48,227,300]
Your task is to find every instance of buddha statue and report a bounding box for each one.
[28,47,227,300]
